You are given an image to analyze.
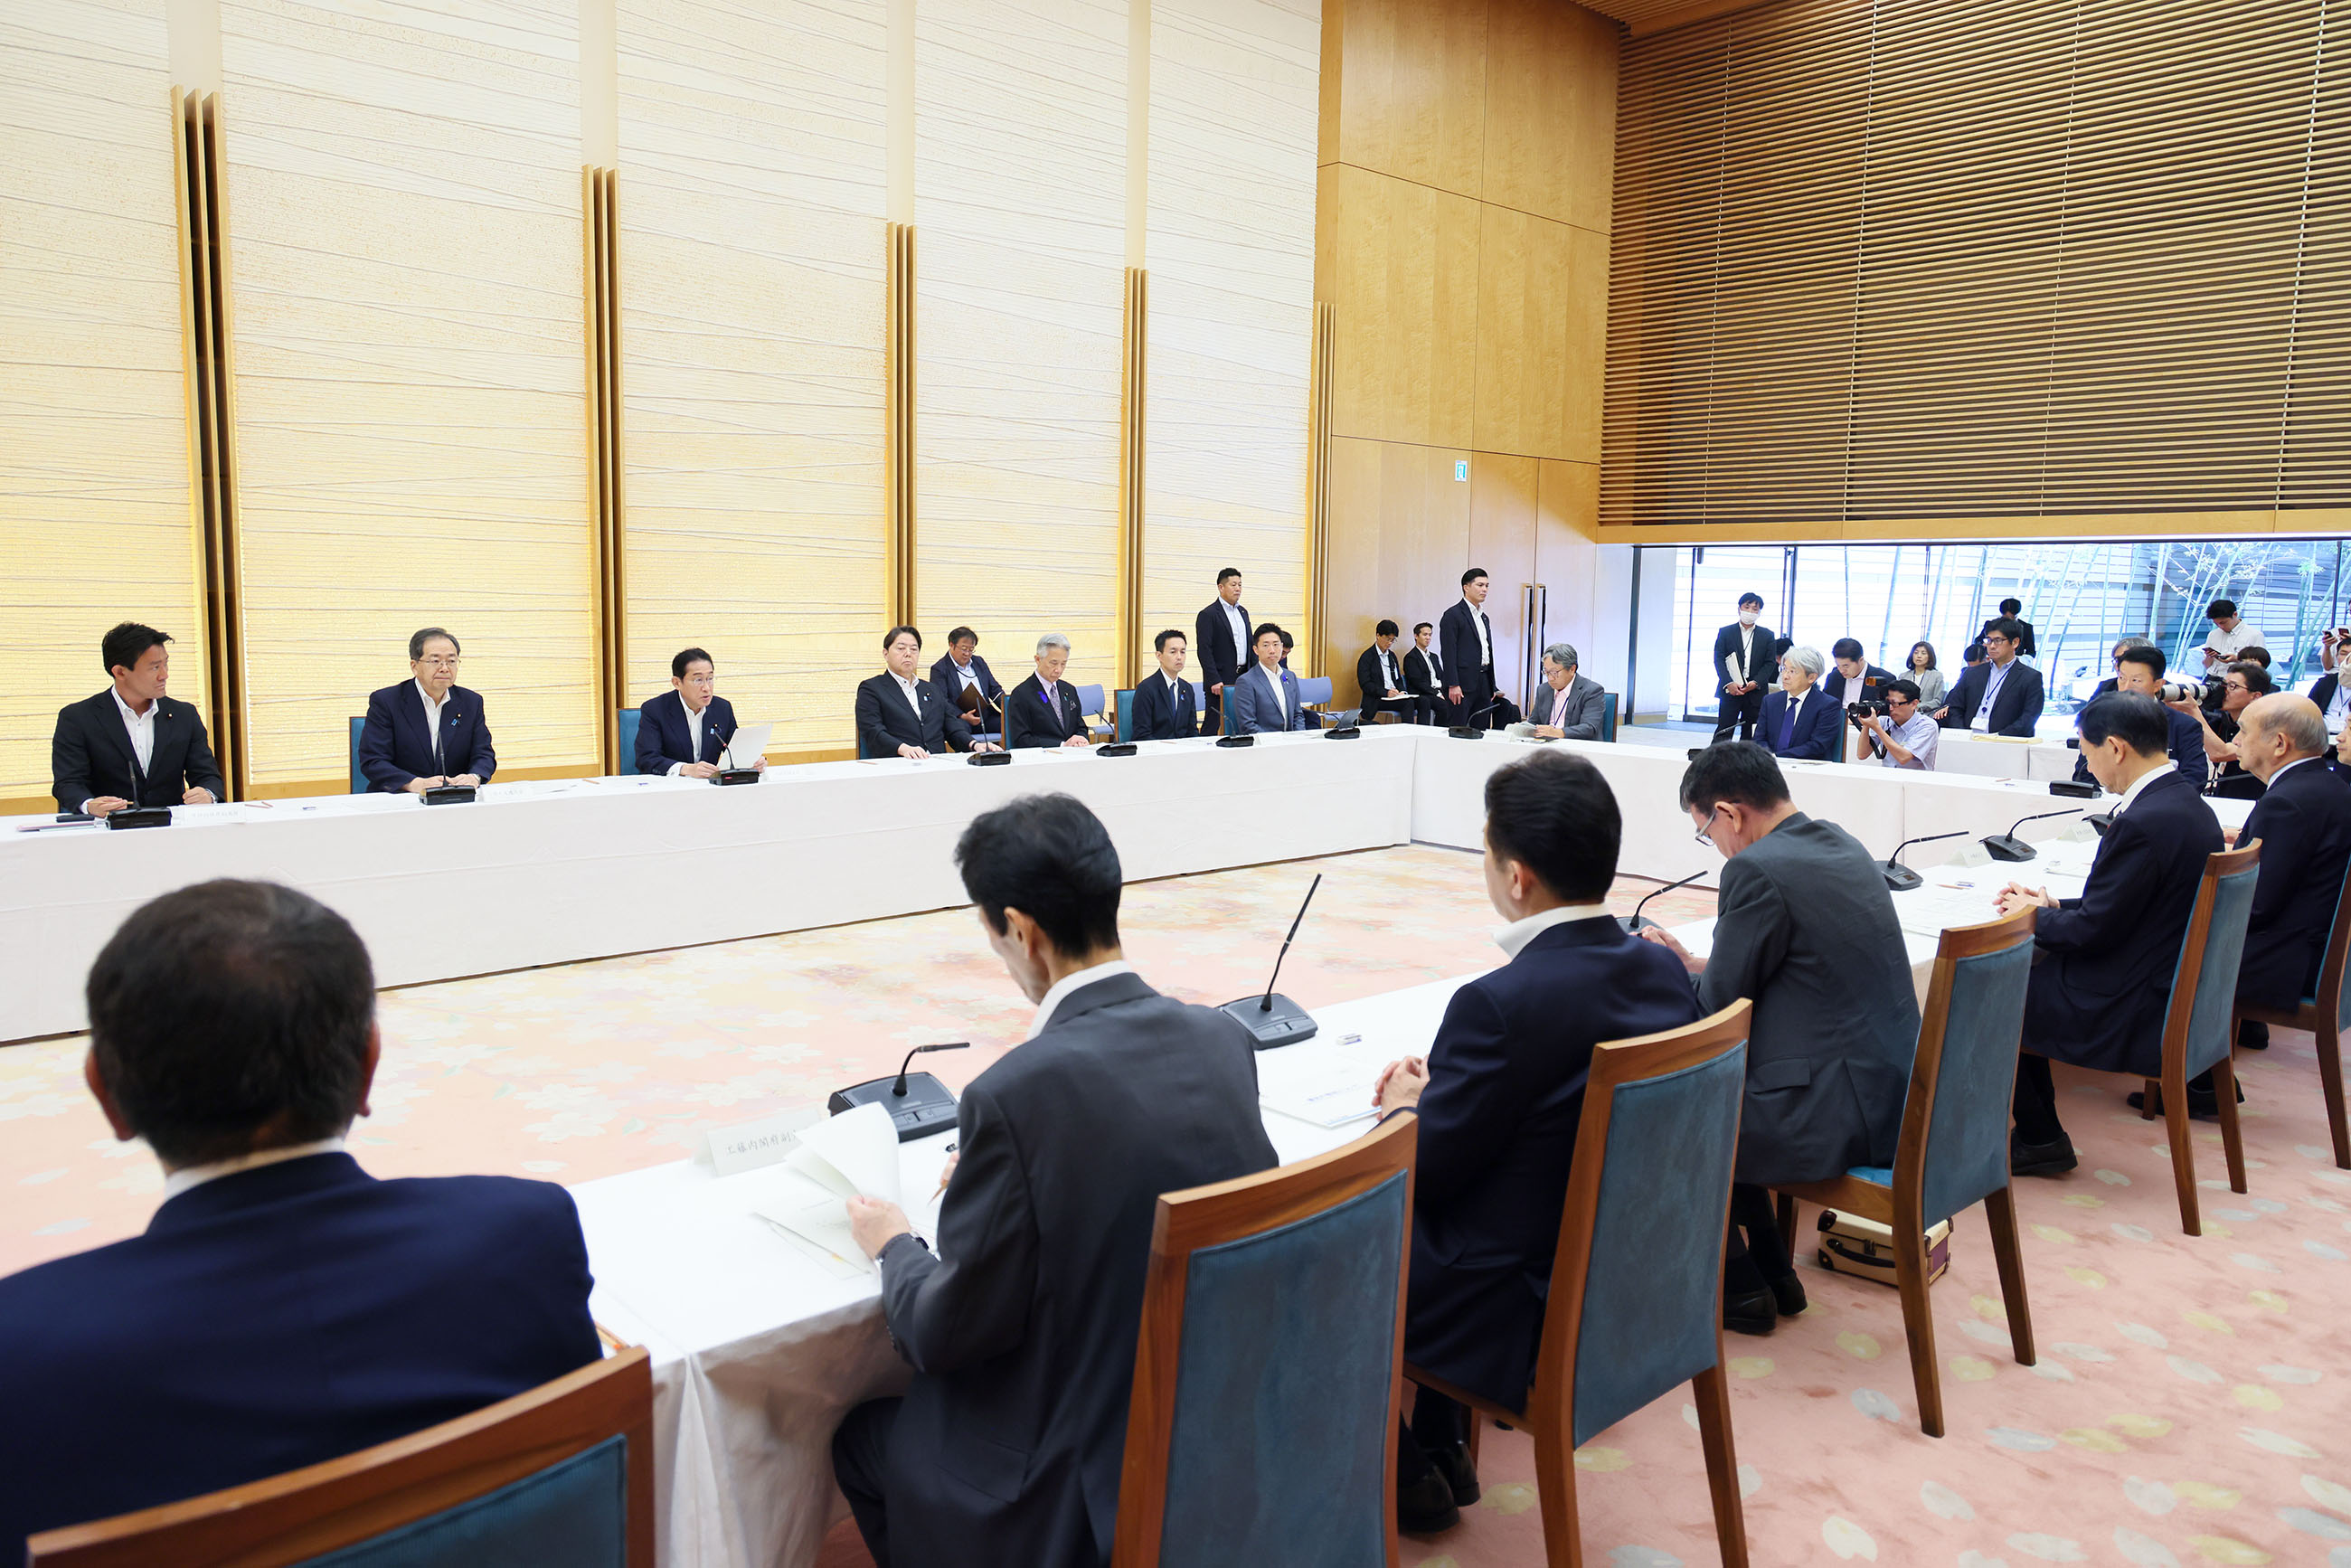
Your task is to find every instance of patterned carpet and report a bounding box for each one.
[5,842,2350,1567]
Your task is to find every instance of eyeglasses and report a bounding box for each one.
[416,655,460,669]
[1695,806,1722,846]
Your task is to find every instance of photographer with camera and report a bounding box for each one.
[2165,660,2275,800]
[2071,645,2207,789]
[1854,679,1939,770]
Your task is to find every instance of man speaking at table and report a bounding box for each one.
[358,627,496,793]
[636,647,755,777]
[831,794,1278,1568]
[52,621,226,816]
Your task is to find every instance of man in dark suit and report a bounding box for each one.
[1642,743,1918,1336]
[637,646,755,777]
[2224,695,2351,1059]
[1403,621,1450,722]
[1226,624,1317,735]
[929,627,1006,741]
[1440,568,1499,728]
[1194,568,1251,737]
[51,621,226,816]
[1373,750,1699,1533]
[1997,694,2224,1172]
[833,794,1278,1568]
[358,627,496,793]
[1823,638,1896,710]
[1526,643,1606,740]
[856,626,988,759]
[2170,661,2275,800]
[1357,619,1434,724]
[1006,633,1091,750]
[1711,592,1775,743]
[1939,618,2044,736]
[1129,628,1200,741]
[2069,644,2205,789]
[1979,597,2036,660]
[0,880,600,1562]
[1757,647,1843,761]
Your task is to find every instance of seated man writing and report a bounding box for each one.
[1526,643,1607,740]
[1372,750,1699,1534]
[831,794,1278,1568]
[0,881,600,1561]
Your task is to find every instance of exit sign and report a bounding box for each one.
[1453,459,1468,481]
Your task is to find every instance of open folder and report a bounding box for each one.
[740,1101,907,1277]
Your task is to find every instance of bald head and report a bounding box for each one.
[2236,693,2327,784]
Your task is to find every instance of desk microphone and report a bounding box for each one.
[829,1043,971,1142]
[1619,870,1707,932]
[1448,697,1504,740]
[1882,829,1966,892]
[1219,874,1322,1048]
[1982,808,2081,863]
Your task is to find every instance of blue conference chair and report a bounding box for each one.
[1776,910,2039,1436]
[1600,691,1619,742]
[1074,683,1112,741]
[1296,675,1335,725]
[348,716,367,793]
[615,708,641,777]
[1112,1114,1417,1568]
[28,1346,655,1567]
[2235,852,2351,1169]
[2139,842,2263,1233]
[1406,1003,1754,1568]
[1115,689,1134,742]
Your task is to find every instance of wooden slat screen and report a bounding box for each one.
[1604,0,2350,530]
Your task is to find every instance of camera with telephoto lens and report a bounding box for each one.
[1846,697,1891,725]
[2157,678,2223,704]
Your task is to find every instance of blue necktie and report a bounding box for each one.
[1778,695,1799,751]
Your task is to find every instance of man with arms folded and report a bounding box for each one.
[1711,592,1775,743]
[1854,678,1940,770]
[1758,647,1842,761]
[1007,632,1092,749]
[358,627,496,793]
[1357,619,1435,724]
[1940,618,2044,736]
[1641,743,1917,1335]
[52,620,226,816]
[1370,751,1699,1534]
[637,646,760,777]
[856,626,991,759]
[0,881,600,1561]
[930,627,1006,738]
[1128,628,1200,741]
[1526,642,1606,740]
[1403,620,1449,721]
[1194,567,1252,737]
[831,794,1278,1568]
[1226,623,1317,735]
[1996,694,2223,1171]
[2065,644,2205,789]
[1440,568,1499,728]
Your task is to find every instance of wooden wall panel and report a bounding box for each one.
[1468,451,1537,701]
[1326,0,1488,199]
[616,0,888,759]
[0,0,202,807]
[1319,161,1482,449]
[1139,0,1320,669]
[1472,205,1606,462]
[913,0,1128,693]
[1482,0,1619,231]
[222,0,593,789]
[1317,434,1472,691]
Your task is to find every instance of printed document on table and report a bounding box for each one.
[1258,1034,1392,1129]
[735,1102,915,1278]
[1891,885,2006,939]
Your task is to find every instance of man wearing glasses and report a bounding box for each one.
[1853,679,1940,770]
[357,628,497,793]
[2167,660,2276,800]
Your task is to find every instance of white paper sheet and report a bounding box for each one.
[720,723,772,769]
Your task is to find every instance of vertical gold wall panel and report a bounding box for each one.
[1317,434,1471,686]
[222,0,593,789]
[1481,0,1619,231]
[1468,450,1538,692]
[1327,0,1487,199]
[1318,161,1482,450]
[1472,204,1606,463]
[615,0,889,759]
[0,0,203,806]
[1139,0,1320,669]
[913,0,1128,691]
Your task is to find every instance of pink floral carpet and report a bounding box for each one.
[4,843,2348,1566]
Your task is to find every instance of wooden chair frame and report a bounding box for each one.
[2138,841,2261,1234]
[2233,850,2351,1169]
[1112,1114,1419,1568]
[1406,1002,1755,1568]
[28,1346,655,1568]
[1774,911,2040,1437]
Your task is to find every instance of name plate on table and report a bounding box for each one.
[705,1105,826,1176]
[1950,843,1993,868]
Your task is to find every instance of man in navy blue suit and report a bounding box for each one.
[0,880,600,1561]
[1225,623,1317,734]
[1822,638,1896,709]
[1937,618,2044,736]
[1129,628,1200,741]
[637,646,758,777]
[2069,644,2205,789]
[1439,568,1499,728]
[357,627,497,792]
[1372,750,1701,1534]
[2221,695,2351,1062]
[929,627,1007,741]
[1998,694,2223,1172]
[1757,647,1842,760]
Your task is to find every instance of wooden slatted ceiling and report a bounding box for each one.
[1602,0,2350,531]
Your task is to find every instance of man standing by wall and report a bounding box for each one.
[1711,593,1775,743]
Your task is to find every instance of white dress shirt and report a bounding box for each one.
[1222,600,1249,669]
[2204,622,2267,666]
[1876,711,1940,770]
[1259,663,1289,724]
[890,671,924,722]
[1378,647,1402,691]
[1024,959,1137,1040]
[1163,668,1189,711]
[414,678,449,767]
[1970,660,2013,732]
[1465,599,1492,666]
[668,698,709,776]
[162,1137,347,1201]
[1494,902,1611,958]
[1723,624,1757,686]
[1419,643,1444,684]
[948,658,978,692]
[111,687,156,779]
[2111,760,2174,817]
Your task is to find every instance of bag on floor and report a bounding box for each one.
[1815,1209,1951,1287]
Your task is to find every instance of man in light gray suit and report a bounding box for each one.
[1639,742,1917,1338]
[1527,644,1606,741]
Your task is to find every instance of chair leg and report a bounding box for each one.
[2212,1053,2248,1195]
[1691,1363,1750,1568]
[2139,1077,2159,1120]
[1468,1414,1483,1469]
[2162,1066,2202,1235]
[2318,1016,2351,1171]
[1890,1219,1945,1438]
[1983,1185,2035,1366]
[1530,1422,1584,1568]
[1774,1192,1796,1252]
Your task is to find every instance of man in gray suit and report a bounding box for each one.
[1527,644,1606,741]
[1640,742,1917,1337]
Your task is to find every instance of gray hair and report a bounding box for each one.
[2113,636,2155,655]
[408,626,459,661]
[1035,632,1072,656]
[1543,642,1579,671]
[1782,646,1825,678]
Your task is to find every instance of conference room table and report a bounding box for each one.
[1933,730,2082,781]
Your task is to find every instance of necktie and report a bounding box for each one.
[1778,694,1799,751]
[1048,685,1062,724]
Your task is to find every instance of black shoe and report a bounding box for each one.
[2127,1082,2242,1120]
[1765,1268,1808,1317]
[2238,1020,2271,1051]
[1397,1468,1459,1534]
[2010,1134,2078,1176]
[1723,1286,1778,1336]
[1422,1439,1480,1507]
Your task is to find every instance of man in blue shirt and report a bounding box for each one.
[1855,679,1940,770]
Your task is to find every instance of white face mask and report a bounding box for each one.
[1739,611,1758,627]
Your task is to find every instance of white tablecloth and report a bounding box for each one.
[1935,731,2079,781]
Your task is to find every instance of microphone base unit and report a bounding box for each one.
[1323,725,1363,740]
[1447,726,1487,740]
[715,769,762,786]
[103,807,173,830]
[2047,779,2100,798]
[420,785,476,806]
[1096,742,1138,757]
[1882,861,1925,892]
[827,1071,961,1142]
[1980,834,2036,862]
[967,751,1013,766]
[2086,812,2117,837]
[1616,914,1660,933]
[1218,992,1318,1049]
[1215,735,1255,749]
